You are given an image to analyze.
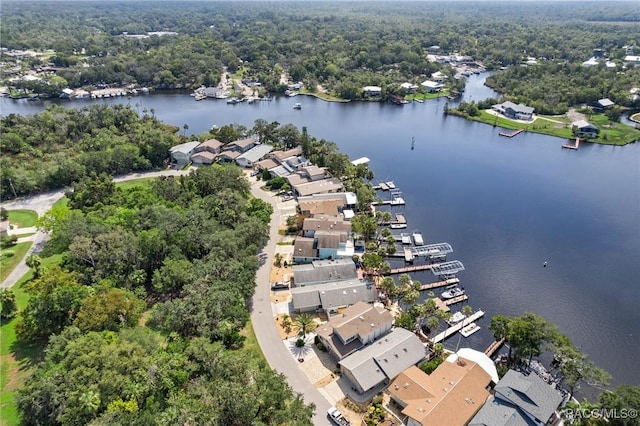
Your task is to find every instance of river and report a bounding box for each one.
[2,74,639,391]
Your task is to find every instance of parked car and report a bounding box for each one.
[271,281,290,291]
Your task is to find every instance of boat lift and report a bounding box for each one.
[411,242,453,261]
[431,260,465,279]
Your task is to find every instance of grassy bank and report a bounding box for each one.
[448,109,639,145]
[0,254,63,426]
[0,242,33,283]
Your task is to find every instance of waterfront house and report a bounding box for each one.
[491,101,535,121]
[316,230,354,260]
[430,71,448,82]
[387,356,493,426]
[302,215,352,239]
[235,144,274,168]
[572,120,599,139]
[290,278,378,315]
[225,136,259,154]
[292,177,344,197]
[60,88,74,98]
[469,369,563,426]
[316,301,394,360]
[292,258,357,286]
[169,141,200,165]
[363,86,382,97]
[339,328,426,394]
[298,192,358,217]
[420,80,445,93]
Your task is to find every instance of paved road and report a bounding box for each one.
[249,182,332,425]
[0,169,190,288]
[1,169,334,424]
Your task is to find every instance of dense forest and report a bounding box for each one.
[2,1,639,106]
[13,166,315,425]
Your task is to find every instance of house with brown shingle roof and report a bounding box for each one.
[225,136,258,153]
[316,301,394,360]
[388,357,492,426]
[302,215,351,238]
[195,138,223,154]
[293,237,318,264]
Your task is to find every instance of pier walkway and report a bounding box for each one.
[443,294,468,306]
[419,277,460,291]
[484,338,505,358]
[499,129,524,138]
[432,310,485,343]
[562,137,580,150]
[386,262,443,275]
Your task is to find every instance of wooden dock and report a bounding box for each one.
[499,129,524,138]
[386,262,443,275]
[419,277,460,291]
[562,137,580,150]
[484,338,505,358]
[432,310,485,343]
[443,294,468,306]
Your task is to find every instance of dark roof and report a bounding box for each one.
[293,237,317,259]
[493,370,563,423]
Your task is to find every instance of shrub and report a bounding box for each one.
[295,338,305,347]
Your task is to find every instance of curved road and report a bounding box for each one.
[250,182,332,425]
[0,169,332,424]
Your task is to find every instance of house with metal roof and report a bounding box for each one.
[236,144,274,168]
[316,301,394,360]
[492,101,535,121]
[469,369,563,426]
[339,328,426,394]
[291,278,377,315]
[594,98,615,111]
[420,80,445,93]
[572,120,599,139]
[388,356,492,426]
[169,141,200,165]
[292,258,357,286]
[293,178,344,197]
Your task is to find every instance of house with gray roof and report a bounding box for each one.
[492,101,535,121]
[292,258,357,286]
[302,215,352,238]
[339,328,426,394]
[469,369,563,426]
[236,144,274,168]
[316,301,394,360]
[169,141,200,165]
[594,98,615,111]
[572,120,599,139]
[293,237,318,264]
[291,278,378,314]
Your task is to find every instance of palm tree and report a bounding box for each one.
[25,254,42,278]
[182,123,189,137]
[281,314,292,334]
[293,313,316,337]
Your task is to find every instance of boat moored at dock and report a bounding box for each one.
[412,231,424,246]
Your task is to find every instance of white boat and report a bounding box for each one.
[390,197,405,206]
[412,231,424,246]
[460,322,481,337]
[447,311,466,325]
[293,102,302,109]
[227,97,241,104]
[385,181,396,189]
[441,287,465,299]
[401,233,412,245]
[390,223,407,229]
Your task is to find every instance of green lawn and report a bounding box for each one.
[405,91,449,101]
[115,178,154,191]
[0,242,32,283]
[5,210,38,228]
[453,110,638,145]
[0,254,62,426]
[241,320,267,368]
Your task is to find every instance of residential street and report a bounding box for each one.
[249,180,332,425]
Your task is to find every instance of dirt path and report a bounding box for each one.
[566,108,586,123]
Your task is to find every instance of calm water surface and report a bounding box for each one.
[2,75,639,390]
